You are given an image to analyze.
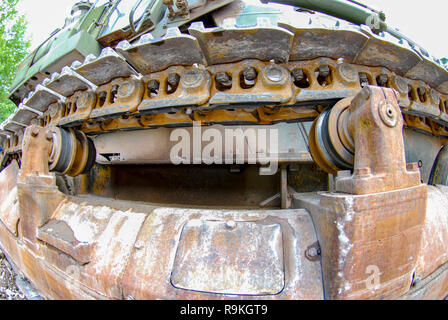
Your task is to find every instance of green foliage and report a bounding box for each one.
[0,0,30,122]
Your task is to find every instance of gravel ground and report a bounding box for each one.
[0,250,26,300]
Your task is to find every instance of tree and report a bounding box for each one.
[0,0,30,122]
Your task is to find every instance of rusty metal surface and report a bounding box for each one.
[403,128,443,184]
[45,67,91,98]
[93,123,312,166]
[401,261,448,300]
[415,185,448,280]
[59,90,97,127]
[279,20,368,63]
[171,220,284,295]
[208,60,293,106]
[139,66,211,113]
[0,160,20,236]
[2,1,448,301]
[4,3,448,165]
[310,86,422,194]
[188,18,293,65]
[0,126,324,300]
[116,28,206,75]
[90,76,144,120]
[37,219,93,265]
[122,207,322,300]
[294,186,428,300]
[0,179,324,300]
[74,48,137,87]
[5,57,448,155]
[0,119,446,300]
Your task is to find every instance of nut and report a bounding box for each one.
[243,67,257,81]
[377,74,389,86]
[147,80,160,93]
[292,69,305,82]
[167,73,180,87]
[318,65,331,78]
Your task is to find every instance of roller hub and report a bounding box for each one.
[48,127,96,176]
[309,98,355,175]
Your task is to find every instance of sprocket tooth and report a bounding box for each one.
[354,26,422,76]
[22,84,66,113]
[45,67,92,97]
[188,18,293,65]
[279,16,368,63]
[116,27,206,75]
[74,47,138,86]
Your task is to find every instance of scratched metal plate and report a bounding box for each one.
[188,19,293,65]
[75,48,137,86]
[171,220,284,295]
[116,28,206,75]
[46,67,90,97]
[23,86,60,112]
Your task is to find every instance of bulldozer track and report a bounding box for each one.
[2,14,448,169]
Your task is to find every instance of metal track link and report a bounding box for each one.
[2,15,448,167]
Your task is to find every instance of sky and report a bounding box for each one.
[15,0,448,59]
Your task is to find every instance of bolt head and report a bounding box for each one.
[225,220,237,230]
[118,81,136,99]
[338,64,357,83]
[265,66,286,83]
[393,76,408,94]
[46,131,54,141]
[182,69,202,87]
[377,74,389,86]
[30,127,40,137]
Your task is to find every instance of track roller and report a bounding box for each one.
[309,97,355,175]
[48,127,96,176]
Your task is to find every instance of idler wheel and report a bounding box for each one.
[309,98,355,175]
[48,127,96,176]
